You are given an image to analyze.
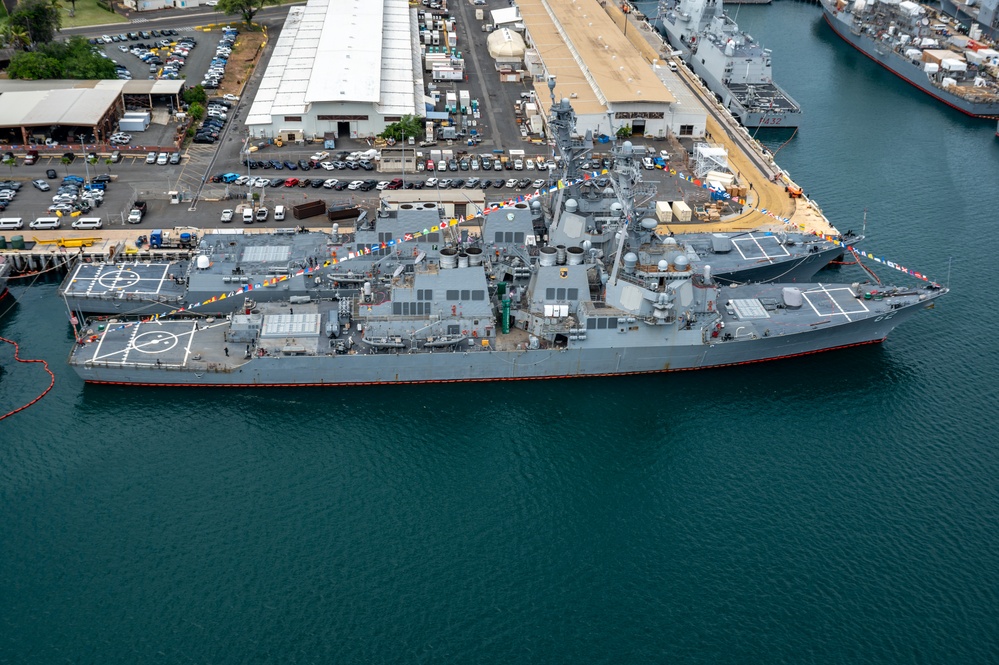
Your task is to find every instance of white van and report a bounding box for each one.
[242,208,254,224]
[71,217,103,230]
[30,217,61,230]
[274,205,285,221]
[0,217,24,230]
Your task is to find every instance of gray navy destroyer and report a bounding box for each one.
[655,0,803,127]
[821,0,999,118]
[66,86,944,387]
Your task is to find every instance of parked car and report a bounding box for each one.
[221,209,234,222]
[255,207,269,222]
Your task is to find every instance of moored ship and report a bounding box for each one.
[66,93,945,387]
[821,0,999,118]
[655,0,803,127]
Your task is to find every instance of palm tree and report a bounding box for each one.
[61,155,72,175]
[1,22,31,50]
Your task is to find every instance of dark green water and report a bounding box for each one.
[2,5,998,662]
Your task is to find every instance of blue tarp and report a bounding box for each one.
[426,111,449,120]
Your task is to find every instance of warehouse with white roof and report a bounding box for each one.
[245,0,422,142]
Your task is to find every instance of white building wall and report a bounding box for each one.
[248,101,392,140]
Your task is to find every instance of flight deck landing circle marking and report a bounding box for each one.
[97,269,141,289]
[132,331,180,354]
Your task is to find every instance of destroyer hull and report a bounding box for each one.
[657,19,802,128]
[713,245,845,284]
[70,299,932,387]
[821,4,999,118]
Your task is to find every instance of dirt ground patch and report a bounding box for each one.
[216,30,266,99]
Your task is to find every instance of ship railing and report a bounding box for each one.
[78,358,236,373]
[68,291,184,305]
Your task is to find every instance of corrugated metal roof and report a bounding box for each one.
[247,0,418,126]
[518,0,674,107]
[0,88,120,127]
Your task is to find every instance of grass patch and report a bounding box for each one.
[59,0,128,28]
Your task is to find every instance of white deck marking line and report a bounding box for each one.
[123,320,143,364]
[804,285,855,323]
[92,323,135,362]
[91,323,111,362]
[181,322,196,367]
[155,264,170,296]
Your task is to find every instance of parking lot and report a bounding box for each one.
[0,5,706,233]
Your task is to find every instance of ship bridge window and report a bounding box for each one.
[461,289,470,300]
[586,318,596,330]
[546,288,555,299]
[556,288,566,299]
[446,289,459,300]
[394,302,430,315]
[472,290,484,301]
[567,288,578,300]
[378,232,393,243]
[597,318,607,329]
[417,289,432,300]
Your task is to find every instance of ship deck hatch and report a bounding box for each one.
[730,298,771,320]
[241,246,292,263]
[261,313,321,338]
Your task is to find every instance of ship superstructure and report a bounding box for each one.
[656,0,802,127]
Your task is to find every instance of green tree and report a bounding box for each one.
[61,155,72,175]
[616,125,631,139]
[183,84,207,105]
[188,102,205,120]
[1,21,32,50]
[8,0,61,46]
[379,115,425,142]
[8,36,116,79]
[7,50,61,78]
[213,0,278,27]
[2,155,15,175]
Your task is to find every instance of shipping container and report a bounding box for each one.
[671,200,692,222]
[655,201,673,223]
[292,200,327,220]
[326,203,361,222]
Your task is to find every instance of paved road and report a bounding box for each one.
[9,1,723,234]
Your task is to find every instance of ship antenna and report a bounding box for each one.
[862,207,867,237]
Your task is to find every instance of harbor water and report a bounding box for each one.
[2,5,998,661]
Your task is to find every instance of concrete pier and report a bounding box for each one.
[605,2,838,236]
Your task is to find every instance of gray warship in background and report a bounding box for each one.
[0,255,10,303]
[821,0,999,118]
[67,84,943,387]
[655,0,803,127]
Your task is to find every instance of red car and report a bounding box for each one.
[426,159,435,171]
[386,178,404,190]
[284,177,300,187]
